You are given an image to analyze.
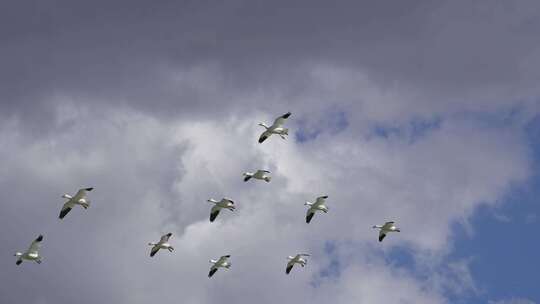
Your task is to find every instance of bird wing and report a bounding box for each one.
[159,233,172,243]
[258,131,270,143]
[243,175,252,182]
[217,255,231,264]
[59,202,73,219]
[314,195,328,207]
[261,170,271,173]
[150,245,160,257]
[297,253,311,257]
[382,221,395,229]
[28,235,43,255]
[74,187,93,200]
[222,198,235,205]
[286,262,294,274]
[306,209,315,223]
[210,206,220,222]
[208,267,218,278]
[379,230,387,242]
[272,112,291,127]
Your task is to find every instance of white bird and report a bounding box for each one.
[372,221,401,242]
[243,170,271,182]
[59,187,93,219]
[207,198,236,222]
[286,253,310,274]
[208,255,231,278]
[258,112,292,143]
[305,195,329,223]
[148,233,174,257]
[14,235,44,265]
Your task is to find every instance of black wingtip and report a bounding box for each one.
[16,260,22,265]
[244,176,252,182]
[36,235,44,242]
[282,112,292,119]
[85,187,94,191]
[258,136,267,143]
[166,232,172,237]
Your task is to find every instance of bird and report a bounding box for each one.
[14,235,44,265]
[286,253,310,274]
[243,170,272,182]
[148,233,174,257]
[258,112,292,143]
[59,187,94,219]
[305,195,329,223]
[372,221,401,242]
[208,255,231,278]
[207,198,236,222]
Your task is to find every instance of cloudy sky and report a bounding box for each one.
[1,1,539,303]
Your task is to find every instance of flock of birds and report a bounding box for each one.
[13,112,401,278]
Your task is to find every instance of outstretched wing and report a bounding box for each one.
[243,175,252,182]
[259,131,270,143]
[210,205,220,222]
[150,245,160,257]
[314,195,328,207]
[379,231,386,242]
[273,112,291,127]
[59,202,72,219]
[160,233,172,243]
[217,255,231,264]
[297,253,310,257]
[306,209,315,223]
[74,187,93,200]
[28,235,43,254]
[208,267,218,278]
[286,262,294,274]
[382,221,395,230]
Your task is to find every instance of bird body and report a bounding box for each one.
[258,112,292,143]
[207,198,235,222]
[286,253,310,274]
[14,235,44,265]
[208,255,231,277]
[59,187,94,219]
[149,233,174,257]
[372,221,401,242]
[243,170,271,182]
[305,195,329,223]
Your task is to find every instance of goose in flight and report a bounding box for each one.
[208,255,231,278]
[372,221,401,242]
[148,233,174,257]
[258,112,292,143]
[243,170,271,182]
[286,253,310,274]
[59,187,93,219]
[207,198,235,222]
[305,195,329,223]
[14,235,44,265]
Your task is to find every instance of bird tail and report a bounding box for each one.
[283,128,289,135]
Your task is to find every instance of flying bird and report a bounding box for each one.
[305,195,329,223]
[207,198,235,222]
[372,221,401,242]
[258,112,291,143]
[59,187,93,219]
[148,233,174,257]
[243,170,272,182]
[14,235,44,265]
[208,255,231,278]
[286,253,310,274]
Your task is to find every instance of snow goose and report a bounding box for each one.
[372,221,401,242]
[207,198,235,222]
[243,170,271,182]
[148,233,174,257]
[208,255,231,278]
[14,235,44,265]
[258,112,291,143]
[305,195,329,223]
[59,187,93,219]
[286,253,310,274]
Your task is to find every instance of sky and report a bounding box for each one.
[0,1,539,303]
